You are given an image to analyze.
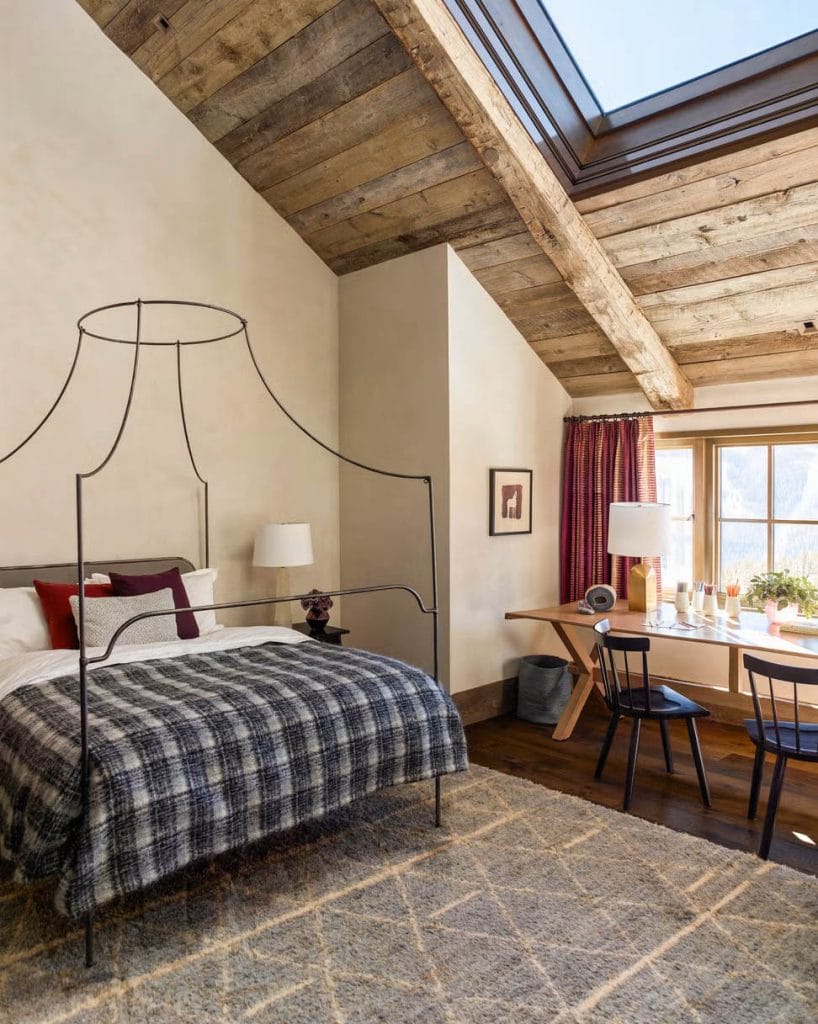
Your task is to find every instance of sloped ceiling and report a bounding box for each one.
[77,0,818,399]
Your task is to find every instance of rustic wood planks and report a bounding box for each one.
[74,0,818,401]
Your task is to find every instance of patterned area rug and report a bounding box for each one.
[1,765,817,1023]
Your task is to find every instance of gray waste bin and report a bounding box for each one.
[516,655,571,725]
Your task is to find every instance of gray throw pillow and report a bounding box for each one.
[69,588,179,648]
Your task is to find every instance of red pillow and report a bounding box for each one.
[33,580,114,649]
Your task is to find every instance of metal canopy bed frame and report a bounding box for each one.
[0,298,443,968]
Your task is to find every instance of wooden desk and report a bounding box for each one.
[506,601,818,741]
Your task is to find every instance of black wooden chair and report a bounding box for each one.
[743,653,818,860]
[594,620,711,811]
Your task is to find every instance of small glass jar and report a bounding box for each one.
[675,586,690,613]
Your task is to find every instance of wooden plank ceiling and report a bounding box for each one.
[77,0,818,400]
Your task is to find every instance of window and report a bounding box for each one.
[656,432,818,597]
[656,446,695,588]
[541,0,818,112]
[718,441,818,590]
[445,0,818,194]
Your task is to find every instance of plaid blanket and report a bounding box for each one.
[0,642,466,917]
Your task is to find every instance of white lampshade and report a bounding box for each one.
[253,522,314,568]
[607,503,670,558]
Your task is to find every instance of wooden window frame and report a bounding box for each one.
[445,0,818,196]
[656,437,708,597]
[657,426,818,600]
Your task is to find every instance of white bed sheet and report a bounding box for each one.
[0,626,312,702]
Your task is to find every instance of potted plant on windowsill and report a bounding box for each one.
[745,570,818,624]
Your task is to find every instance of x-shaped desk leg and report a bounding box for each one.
[551,622,601,741]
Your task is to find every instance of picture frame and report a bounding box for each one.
[489,468,533,536]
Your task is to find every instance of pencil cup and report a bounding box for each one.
[702,594,717,616]
[725,596,741,618]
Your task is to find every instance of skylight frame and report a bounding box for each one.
[539,1,818,117]
[444,0,818,196]
[601,28,818,127]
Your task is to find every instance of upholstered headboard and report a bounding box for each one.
[0,556,196,589]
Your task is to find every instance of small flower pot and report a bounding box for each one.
[765,600,799,624]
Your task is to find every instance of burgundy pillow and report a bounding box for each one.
[108,568,199,640]
[33,580,114,649]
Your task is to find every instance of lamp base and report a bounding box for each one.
[273,566,294,629]
[627,561,657,613]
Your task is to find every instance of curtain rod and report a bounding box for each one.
[564,396,818,423]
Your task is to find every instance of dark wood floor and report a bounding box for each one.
[466,691,818,875]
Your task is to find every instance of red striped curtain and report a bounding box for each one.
[560,415,659,603]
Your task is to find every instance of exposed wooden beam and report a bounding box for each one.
[371,0,693,410]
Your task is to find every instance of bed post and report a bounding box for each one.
[75,299,142,968]
[76,472,94,968]
[426,475,444,827]
[175,340,210,569]
[83,913,94,968]
[425,476,440,685]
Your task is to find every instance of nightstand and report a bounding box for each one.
[292,622,349,646]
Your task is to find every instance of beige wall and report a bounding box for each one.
[338,245,571,691]
[447,250,571,693]
[572,377,818,690]
[0,0,340,620]
[338,247,450,679]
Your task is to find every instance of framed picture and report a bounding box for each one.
[489,468,533,535]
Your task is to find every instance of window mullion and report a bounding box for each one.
[767,444,774,572]
[711,440,719,588]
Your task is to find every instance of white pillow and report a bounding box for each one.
[0,586,50,659]
[181,568,220,635]
[90,567,221,635]
[69,588,179,648]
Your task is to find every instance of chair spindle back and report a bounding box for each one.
[743,653,818,756]
[594,619,652,712]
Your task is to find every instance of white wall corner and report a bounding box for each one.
[445,246,572,693]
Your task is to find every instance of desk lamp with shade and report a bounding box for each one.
[607,502,671,613]
[252,522,314,628]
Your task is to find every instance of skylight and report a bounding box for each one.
[541,0,818,112]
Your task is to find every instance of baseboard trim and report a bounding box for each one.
[451,669,818,730]
[452,677,517,725]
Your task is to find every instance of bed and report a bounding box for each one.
[0,558,467,934]
[0,299,460,968]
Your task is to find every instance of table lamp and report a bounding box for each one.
[253,522,314,628]
[607,503,670,613]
